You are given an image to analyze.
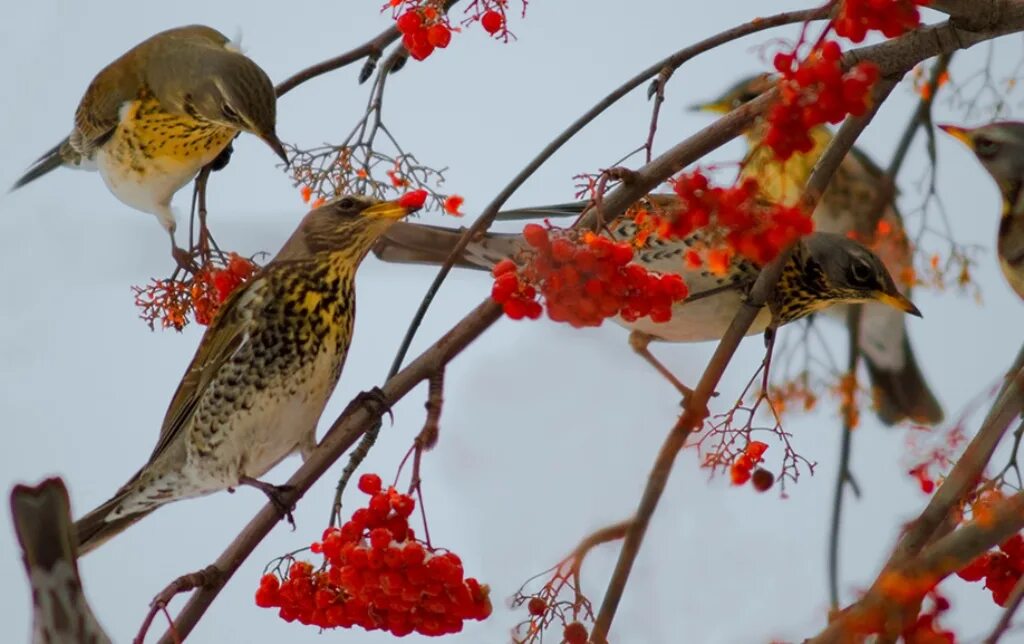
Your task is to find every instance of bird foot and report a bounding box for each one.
[171,245,199,275]
[240,476,296,530]
[342,386,394,424]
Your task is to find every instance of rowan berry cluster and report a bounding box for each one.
[834,0,929,42]
[132,253,258,330]
[957,532,1024,607]
[388,0,508,60]
[730,441,774,490]
[638,170,814,266]
[901,592,955,644]
[191,254,258,325]
[766,41,879,160]
[256,474,491,636]
[490,224,689,326]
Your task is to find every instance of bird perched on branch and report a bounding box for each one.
[374,215,920,399]
[11,25,288,269]
[689,73,942,425]
[11,478,111,644]
[939,121,1024,302]
[73,194,420,555]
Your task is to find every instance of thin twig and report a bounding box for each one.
[828,306,862,611]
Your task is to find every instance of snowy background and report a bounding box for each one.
[1,1,1021,642]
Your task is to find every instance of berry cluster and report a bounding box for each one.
[834,0,928,42]
[395,5,454,61]
[730,441,773,490]
[901,592,955,644]
[191,254,257,325]
[767,41,879,160]
[638,171,814,266]
[256,474,491,635]
[490,224,689,327]
[132,253,258,330]
[388,0,509,60]
[957,533,1024,607]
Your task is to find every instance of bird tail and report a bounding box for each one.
[373,221,524,271]
[72,485,157,556]
[864,333,944,426]
[11,478,81,574]
[11,138,73,190]
[492,201,588,221]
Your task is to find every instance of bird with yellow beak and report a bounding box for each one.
[939,121,1024,302]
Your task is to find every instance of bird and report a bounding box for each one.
[11,24,288,269]
[11,477,112,644]
[687,73,943,425]
[373,213,921,399]
[72,194,419,555]
[938,121,1024,301]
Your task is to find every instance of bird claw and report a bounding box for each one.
[240,477,296,530]
[344,387,393,424]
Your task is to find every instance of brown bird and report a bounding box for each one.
[73,195,417,554]
[11,478,112,644]
[939,121,1024,302]
[374,215,921,399]
[690,73,943,425]
[12,25,287,267]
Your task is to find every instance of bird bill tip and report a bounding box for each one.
[937,123,972,147]
[261,134,290,166]
[363,199,418,221]
[688,100,731,114]
[876,291,922,317]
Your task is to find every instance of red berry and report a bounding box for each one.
[480,10,504,34]
[398,189,428,210]
[396,11,423,34]
[427,24,452,48]
[564,621,589,644]
[523,223,549,248]
[357,473,382,495]
[751,468,775,492]
[527,597,546,616]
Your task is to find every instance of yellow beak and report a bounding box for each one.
[937,124,973,149]
[875,291,922,317]
[362,199,418,220]
[688,99,732,114]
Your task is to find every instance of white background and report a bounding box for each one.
[0,1,1021,642]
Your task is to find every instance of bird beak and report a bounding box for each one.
[875,291,922,317]
[361,197,420,221]
[938,124,973,148]
[688,99,732,114]
[261,132,290,166]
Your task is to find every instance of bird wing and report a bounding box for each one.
[147,272,273,462]
[71,56,142,156]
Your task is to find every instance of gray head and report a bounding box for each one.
[144,26,288,163]
[939,122,1024,193]
[802,233,920,316]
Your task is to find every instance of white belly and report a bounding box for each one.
[617,289,773,342]
[95,146,204,228]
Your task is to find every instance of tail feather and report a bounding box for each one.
[494,201,587,221]
[73,487,157,556]
[373,221,522,270]
[864,333,944,426]
[11,478,79,573]
[11,139,71,191]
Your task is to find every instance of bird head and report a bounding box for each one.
[938,122,1024,193]
[275,193,426,262]
[805,233,921,316]
[689,73,776,113]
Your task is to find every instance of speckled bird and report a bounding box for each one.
[374,216,920,399]
[939,121,1024,302]
[73,195,417,554]
[12,25,287,267]
[689,73,942,425]
[11,478,112,644]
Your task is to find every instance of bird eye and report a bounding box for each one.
[336,197,356,210]
[848,258,875,286]
[974,136,1001,159]
[221,104,242,123]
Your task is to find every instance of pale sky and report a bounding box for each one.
[1,2,1022,643]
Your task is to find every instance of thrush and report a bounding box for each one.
[12,25,288,267]
[690,74,943,425]
[11,478,112,644]
[374,215,920,398]
[939,121,1024,302]
[73,195,417,554]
